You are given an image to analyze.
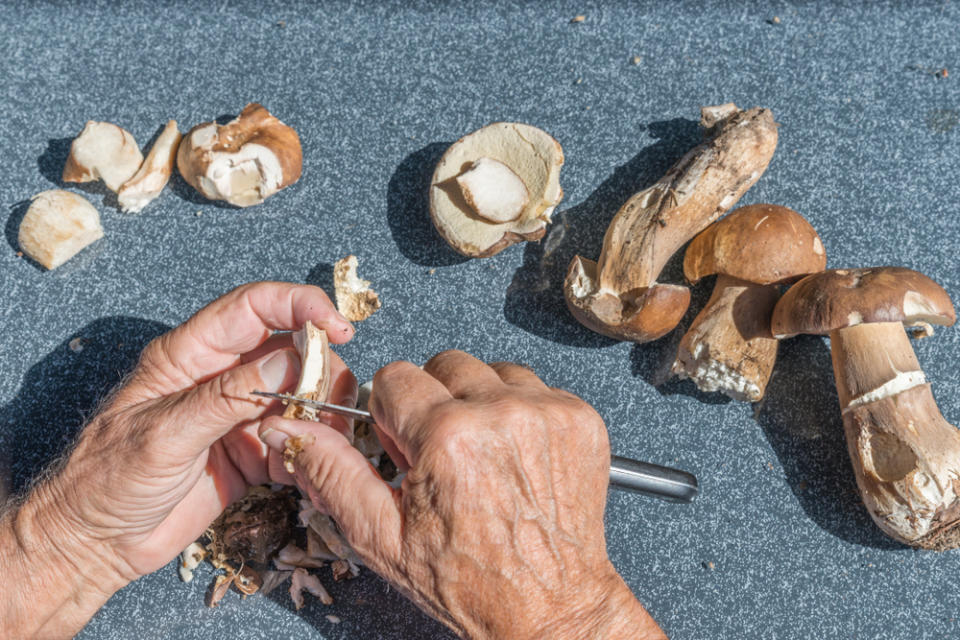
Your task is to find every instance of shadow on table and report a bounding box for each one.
[386,142,470,267]
[0,316,168,497]
[264,565,455,640]
[503,117,702,348]
[753,335,903,550]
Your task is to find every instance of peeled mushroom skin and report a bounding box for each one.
[430,122,564,257]
[18,190,104,270]
[62,121,144,192]
[117,120,182,213]
[177,103,303,207]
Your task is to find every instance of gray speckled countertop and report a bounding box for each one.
[1,1,959,638]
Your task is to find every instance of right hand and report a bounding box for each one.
[259,350,666,640]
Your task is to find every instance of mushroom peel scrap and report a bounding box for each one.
[772,267,959,548]
[564,104,779,343]
[430,122,564,258]
[672,204,826,401]
[177,103,302,207]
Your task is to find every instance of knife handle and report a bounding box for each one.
[609,455,699,503]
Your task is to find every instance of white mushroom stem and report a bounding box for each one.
[672,275,780,402]
[283,322,332,422]
[830,321,960,549]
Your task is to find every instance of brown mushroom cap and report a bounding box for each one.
[684,204,826,285]
[771,267,956,338]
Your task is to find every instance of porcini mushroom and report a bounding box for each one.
[672,204,826,401]
[177,103,302,207]
[18,190,104,270]
[564,104,779,342]
[283,321,332,422]
[62,121,144,192]
[772,267,959,548]
[117,120,182,213]
[430,122,564,257]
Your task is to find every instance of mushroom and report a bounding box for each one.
[18,190,104,270]
[771,267,959,548]
[117,120,182,213]
[563,103,779,342]
[334,255,381,322]
[672,204,826,401]
[283,321,332,421]
[62,121,144,192]
[430,122,564,257]
[177,103,302,207]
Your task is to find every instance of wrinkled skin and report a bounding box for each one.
[262,351,665,639]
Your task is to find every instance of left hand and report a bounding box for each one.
[1,282,357,637]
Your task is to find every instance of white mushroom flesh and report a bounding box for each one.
[63,121,143,191]
[117,120,182,213]
[456,157,529,223]
[18,190,104,270]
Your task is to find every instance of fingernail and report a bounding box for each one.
[259,350,298,390]
[259,427,291,452]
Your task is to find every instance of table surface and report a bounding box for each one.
[2,1,959,638]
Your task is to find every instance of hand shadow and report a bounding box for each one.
[0,316,169,497]
[386,142,470,267]
[503,117,703,348]
[753,336,903,549]
[264,569,455,640]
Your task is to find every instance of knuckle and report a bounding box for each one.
[424,349,467,370]
[374,360,417,387]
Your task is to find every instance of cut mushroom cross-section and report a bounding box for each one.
[564,104,779,343]
[772,266,958,548]
[18,190,104,270]
[672,204,826,401]
[62,121,144,192]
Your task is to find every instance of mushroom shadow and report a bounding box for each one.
[306,262,335,296]
[263,569,455,640]
[37,136,121,209]
[503,118,702,348]
[0,316,169,496]
[753,335,903,549]
[386,142,470,267]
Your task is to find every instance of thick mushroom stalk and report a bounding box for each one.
[673,204,826,401]
[564,104,779,342]
[831,322,960,549]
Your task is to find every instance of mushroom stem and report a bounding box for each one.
[830,321,960,549]
[672,275,780,402]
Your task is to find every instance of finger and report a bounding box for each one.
[489,361,547,388]
[240,331,294,364]
[167,347,301,454]
[137,282,354,394]
[423,350,503,399]
[368,361,452,465]
[257,415,403,569]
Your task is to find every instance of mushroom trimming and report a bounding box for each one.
[62,121,144,192]
[177,103,303,207]
[772,267,959,548]
[18,190,104,270]
[563,103,779,342]
[430,122,564,257]
[334,255,381,322]
[117,120,182,213]
[672,204,826,401]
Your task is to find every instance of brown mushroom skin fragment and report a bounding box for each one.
[564,105,779,342]
[832,322,960,549]
[672,275,780,402]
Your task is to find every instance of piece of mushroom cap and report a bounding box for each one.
[177,103,303,208]
[772,267,960,548]
[430,122,564,258]
[672,204,827,401]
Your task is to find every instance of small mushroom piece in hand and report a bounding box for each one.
[18,190,104,270]
[62,121,144,192]
[672,204,826,401]
[564,104,779,343]
[117,120,182,213]
[177,103,302,207]
[283,321,332,422]
[772,267,959,547]
[430,122,564,257]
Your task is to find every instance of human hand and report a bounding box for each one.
[0,282,357,638]
[261,350,666,640]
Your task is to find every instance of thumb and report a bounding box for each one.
[258,416,402,569]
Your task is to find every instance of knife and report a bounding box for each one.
[252,390,699,503]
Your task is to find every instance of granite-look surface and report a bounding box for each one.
[1,1,959,638]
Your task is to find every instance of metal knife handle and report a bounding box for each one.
[609,455,699,503]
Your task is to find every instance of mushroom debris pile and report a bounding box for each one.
[180,324,398,609]
[564,103,779,343]
[772,268,959,548]
[672,204,826,401]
